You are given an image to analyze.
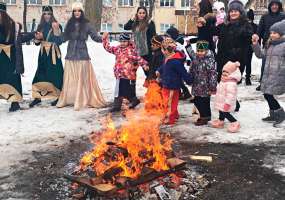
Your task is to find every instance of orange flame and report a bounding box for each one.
[80,82,172,178]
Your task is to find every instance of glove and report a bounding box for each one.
[224,104,231,112]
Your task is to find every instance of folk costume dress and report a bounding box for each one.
[32,22,64,101]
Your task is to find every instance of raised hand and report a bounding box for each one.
[252,34,259,45]
[102,32,109,40]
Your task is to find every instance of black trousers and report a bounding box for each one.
[181,82,190,95]
[194,96,211,118]
[219,111,237,122]
[264,94,281,110]
[245,50,253,78]
[116,78,136,101]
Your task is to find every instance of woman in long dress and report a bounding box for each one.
[0,2,34,112]
[56,2,106,111]
[29,6,64,108]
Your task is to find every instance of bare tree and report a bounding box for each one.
[23,0,27,32]
[85,0,103,32]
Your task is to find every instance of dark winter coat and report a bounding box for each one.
[190,50,217,97]
[36,22,62,46]
[199,0,213,17]
[252,37,285,95]
[157,51,193,90]
[197,14,217,52]
[257,0,285,46]
[64,22,102,60]
[147,48,164,80]
[214,19,253,78]
[0,23,34,74]
[124,20,156,57]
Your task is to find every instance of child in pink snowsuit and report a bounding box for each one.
[211,61,241,133]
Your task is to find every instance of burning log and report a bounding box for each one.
[102,167,124,181]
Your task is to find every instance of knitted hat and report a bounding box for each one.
[228,0,245,14]
[196,40,209,51]
[166,26,179,40]
[247,9,254,21]
[161,37,177,51]
[270,20,285,36]
[72,1,84,11]
[119,33,131,41]
[42,6,53,13]
[213,1,225,12]
[223,61,240,73]
[151,35,164,46]
[0,1,6,12]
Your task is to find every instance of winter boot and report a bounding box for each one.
[129,97,140,109]
[29,98,41,108]
[235,101,240,112]
[273,108,285,127]
[245,77,252,86]
[262,110,275,122]
[211,119,225,128]
[51,99,58,106]
[110,97,123,112]
[227,121,240,133]
[9,102,20,112]
[194,117,211,126]
[256,85,261,91]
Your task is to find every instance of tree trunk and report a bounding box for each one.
[23,0,27,32]
[85,0,103,32]
[148,0,155,19]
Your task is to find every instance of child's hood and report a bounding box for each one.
[167,51,186,62]
[228,68,242,82]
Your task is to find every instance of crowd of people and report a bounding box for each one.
[0,0,284,132]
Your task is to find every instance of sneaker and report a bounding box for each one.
[9,102,20,112]
[211,119,225,128]
[227,121,240,133]
[273,108,285,127]
[29,98,41,108]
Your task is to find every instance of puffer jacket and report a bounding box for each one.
[214,68,241,112]
[157,51,193,90]
[190,50,217,97]
[103,38,148,80]
[252,37,285,95]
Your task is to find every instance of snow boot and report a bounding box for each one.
[227,121,240,133]
[29,98,41,108]
[9,102,20,112]
[195,117,211,126]
[262,110,275,122]
[273,108,285,127]
[235,101,240,112]
[211,119,225,128]
[245,77,252,86]
[129,97,140,109]
[110,97,122,112]
[51,99,58,106]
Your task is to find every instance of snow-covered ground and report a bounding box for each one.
[0,41,284,181]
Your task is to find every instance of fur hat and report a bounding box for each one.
[0,1,6,12]
[228,0,245,14]
[151,35,164,46]
[119,33,131,41]
[166,26,179,40]
[213,1,225,12]
[72,1,84,11]
[270,20,285,36]
[42,6,53,13]
[161,37,177,51]
[223,61,240,73]
[268,0,283,13]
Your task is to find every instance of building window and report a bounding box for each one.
[118,0,133,7]
[139,0,149,7]
[101,23,112,32]
[103,0,112,7]
[181,0,190,8]
[49,0,66,5]
[118,24,125,32]
[5,0,16,4]
[160,23,174,33]
[160,0,174,7]
[27,0,42,4]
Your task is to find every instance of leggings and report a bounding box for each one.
[264,94,281,110]
[219,111,237,122]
